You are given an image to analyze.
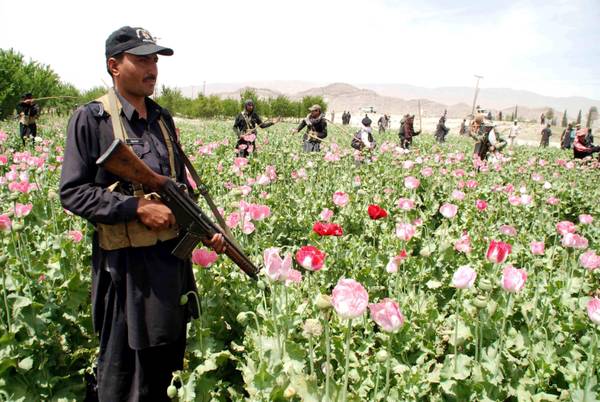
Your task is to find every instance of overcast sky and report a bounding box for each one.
[1,0,599,98]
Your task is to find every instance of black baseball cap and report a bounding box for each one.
[105,26,173,59]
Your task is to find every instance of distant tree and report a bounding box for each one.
[545,108,554,121]
[514,105,518,121]
[561,110,568,127]
[239,88,258,110]
[301,96,327,116]
[586,106,598,128]
[270,95,296,117]
[155,86,187,115]
[576,109,582,125]
[221,98,239,117]
[0,48,66,119]
[80,86,107,104]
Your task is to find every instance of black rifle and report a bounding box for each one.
[96,139,259,280]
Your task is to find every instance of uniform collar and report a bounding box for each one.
[115,90,161,123]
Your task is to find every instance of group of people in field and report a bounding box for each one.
[16,24,597,402]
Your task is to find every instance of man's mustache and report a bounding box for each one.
[144,75,157,81]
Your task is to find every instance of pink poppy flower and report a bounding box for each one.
[561,233,588,249]
[285,269,302,285]
[242,216,255,234]
[452,265,477,289]
[466,180,478,189]
[588,297,600,325]
[475,199,487,211]
[331,278,369,319]
[556,221,576,235]
[385,251,408,273]
[226,212,241,228]
[486,240,512,264]
[295,245,326,271]
[319,208,334,221]
[0,214,12,231]
[67,230,83,243]
[451,190,465,201]
[579,214,593,225]
[256,175,271,185]
[369,299,405,332]
[248,204,271,221]
[579,251,600,271]
[14,203,33,218]
[395,222,416,241]
[499,225,517,237]
[404,176,420,189]
[530,241,545,255]
[333,191,349,207]
[263,247,292,282]
[421,167,433,177]
[192,248,218,268]
[0,155,7,165]
[546,197,560,205]
[396,198,415,210]
[233,157,248,168]
[508,195,521,206]
[501,265,527,293]
[439,203,458,218]
[454,233,471,254]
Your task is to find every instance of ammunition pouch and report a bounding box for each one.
[97,186,179,250]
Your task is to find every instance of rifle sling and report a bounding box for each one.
[163,128,238,244]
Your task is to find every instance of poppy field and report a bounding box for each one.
[0,116,599,401]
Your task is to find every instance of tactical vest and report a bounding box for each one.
[95,88,179,250]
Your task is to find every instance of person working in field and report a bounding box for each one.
[508,120,520,148]
[469,115,506,160]
[399,114,420,149]
[233,99,278,157]
[573,127,600,159]
[16,93,40,146]
[351,115,376,163]
[292,104,328,152]
[434,111,449,143]
[540,123,552,148]
[59,26,225,401]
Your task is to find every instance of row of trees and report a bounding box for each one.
[0,48,327,121]
[556,107,598,128]
[155,87,327,119]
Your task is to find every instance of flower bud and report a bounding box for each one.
[376,350,388,362]
[473,294,488,309]
[11,223,24,232]
[302,318,323,338]
[236,312,249,325]
[478,278,493,291]
[179,294,188,305]
[315,294,332,310]
[47,190,58,200]
[167,385,177,399]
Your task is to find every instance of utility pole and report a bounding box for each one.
[471,75,483,117]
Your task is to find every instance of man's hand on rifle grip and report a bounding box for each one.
[136,198,176,230]
[205,233,226,254]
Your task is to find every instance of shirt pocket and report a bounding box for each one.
[130,141,152,159]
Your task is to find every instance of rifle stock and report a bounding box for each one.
[96,139,259,280]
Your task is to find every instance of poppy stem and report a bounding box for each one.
[498,293,513,362]
[323,311,331,401]
[383,335,393,397]
[341,319,353,402]
[454,291,462,373]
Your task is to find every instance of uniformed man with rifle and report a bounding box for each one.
[292,104,328,152]
[59,26,257,401]
[233,99,278,157]
[16,93,40,146]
